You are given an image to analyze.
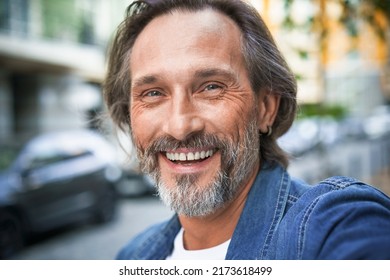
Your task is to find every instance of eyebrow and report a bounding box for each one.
[131,67,238,89]
[131,75,161,90]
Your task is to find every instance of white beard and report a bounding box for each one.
[143,119,260,217]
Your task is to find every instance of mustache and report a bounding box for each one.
[136,133,238,172]
[144,133,231,155]
[140,133,233,156]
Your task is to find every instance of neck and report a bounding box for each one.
[178,163,259,250]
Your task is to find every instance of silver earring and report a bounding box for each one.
[260,125,272,137]
[266,125,272,137]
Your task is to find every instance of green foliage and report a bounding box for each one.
[41,0,95,44]
[297,49,309,59]
[41,0,79,41]
[297,103,348,120]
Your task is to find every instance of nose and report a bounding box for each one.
[162,94,205,141]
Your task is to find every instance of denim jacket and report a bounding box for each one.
[117,163,390,259]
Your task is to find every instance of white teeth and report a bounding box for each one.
[166,149,214,162]
[187,152,195,160]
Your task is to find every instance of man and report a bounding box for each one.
[104,0,390,259]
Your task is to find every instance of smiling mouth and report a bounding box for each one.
[164,149,215,163]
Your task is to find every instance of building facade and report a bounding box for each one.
[0,0,128,144]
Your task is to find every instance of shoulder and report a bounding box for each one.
[289,176,390,209]
[306,176,390,210]
[280,176,390,259]
[116,215,181,260]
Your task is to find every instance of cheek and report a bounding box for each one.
[204,95,256,137]
[130,106,157,149]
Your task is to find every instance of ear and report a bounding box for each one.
[257,90,280,133]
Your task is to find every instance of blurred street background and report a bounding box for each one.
[0,0,389,259]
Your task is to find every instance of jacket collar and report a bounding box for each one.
[226,163,291,259]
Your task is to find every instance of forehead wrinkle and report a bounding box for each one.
[194,68,238,81]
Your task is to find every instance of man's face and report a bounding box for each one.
[129,9,261,216]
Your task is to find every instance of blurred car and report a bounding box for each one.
[338,116,367,140]
[363,105,390,138]
[115,170,155,197]
[278,117,343,157]
[0,130,121,259]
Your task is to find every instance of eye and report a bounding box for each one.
[204,83,222,91]
[138,89,166,104]
[144,90,163,97]
[199,82,226,96]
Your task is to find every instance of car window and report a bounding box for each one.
[27,150,93,170]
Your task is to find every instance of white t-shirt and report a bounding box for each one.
[166,228,231,260]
